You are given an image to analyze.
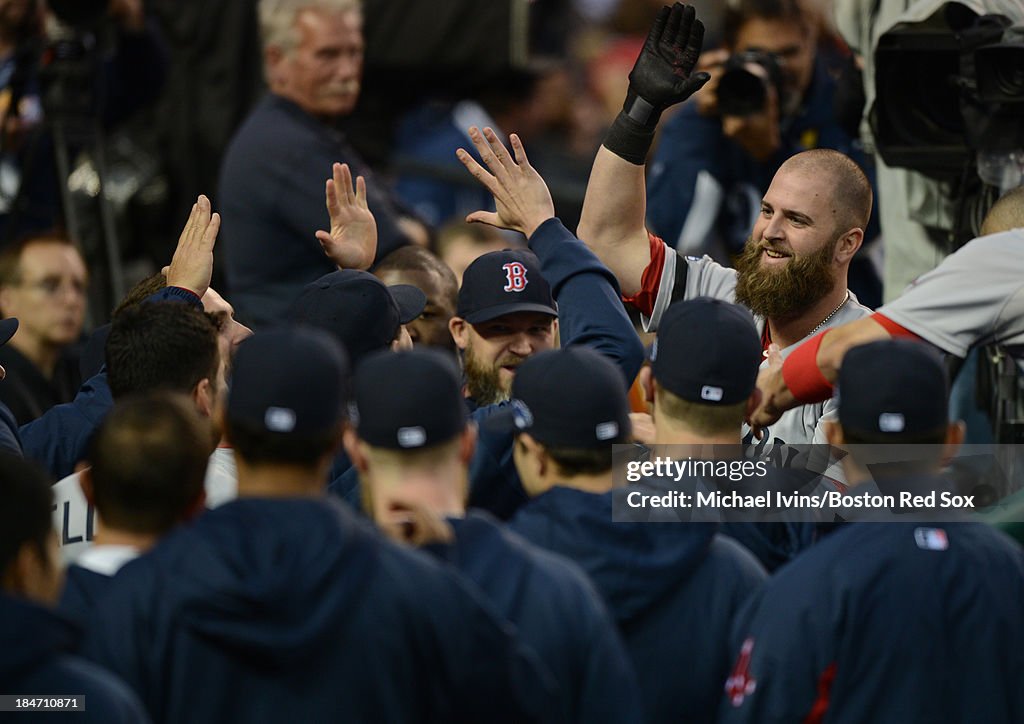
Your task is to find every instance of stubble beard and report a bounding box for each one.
[463,342,522,406]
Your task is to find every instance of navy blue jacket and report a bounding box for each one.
[58,565,113,628]
[719,522,818,572]
[0,401,21,456]
[18,287,200,479]
[646,56,877,256]
[433,512,643,723]
[219,94,415,328]
[0,593,148,723]
[511,486,766,724]
[80,497,556,724]
[328,217,645,519]
[718,513,1024,723]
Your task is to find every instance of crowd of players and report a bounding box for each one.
[2,1,1024,722]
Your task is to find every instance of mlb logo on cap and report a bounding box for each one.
[701,385,724,402]
[914,527,949,551]
[878,413,905,433]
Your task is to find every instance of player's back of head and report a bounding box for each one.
[650,298,761,438]
[106,302,220,400]
[86,392,211,536]
[980,185,1024,236]
[0,454,55,600]
[225,328,350,469]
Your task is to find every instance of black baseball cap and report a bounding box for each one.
[486,347,631,448]
[227,328,350,435]
[837,339,948,437]
[289,270,426,364]
[0,318,16,347]
[457,249,557,324]
[352,348,467,449]
[651,298,761,405]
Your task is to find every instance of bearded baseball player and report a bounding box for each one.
[577,2,873,453]
[752,185,1024,431]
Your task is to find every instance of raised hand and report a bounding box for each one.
[166,195,219,298]
[315,162,378,271]
[456,126,554,238]
[627,3,709,117]
[379,499,454,547]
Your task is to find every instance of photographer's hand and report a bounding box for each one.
[722,83,781,161]
[694,48,729,117]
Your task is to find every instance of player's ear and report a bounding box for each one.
[78,466,95,507]
[834,227,864,264]
[638,365,655,404]
[449,316,470,350]
[342,426,368,474]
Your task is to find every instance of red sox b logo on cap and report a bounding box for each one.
[502,262,528,292]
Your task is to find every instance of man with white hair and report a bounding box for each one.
[219,0,428,328]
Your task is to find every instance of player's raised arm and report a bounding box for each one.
[577,3,709,297]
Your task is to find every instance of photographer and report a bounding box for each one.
[646,0,880,304]
[0,0,166,241]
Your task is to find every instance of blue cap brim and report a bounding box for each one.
[0,318,18,347]
[388,284,427,325]
[463,302,558,325]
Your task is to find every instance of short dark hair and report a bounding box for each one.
[113,272,167,317]
[0,232,83,287]
[87,393,210,535]
[723,0,817,46]
[225,418,341,467]
[106,302,220,400]
[545,444,614,477]
[0,454,54,582]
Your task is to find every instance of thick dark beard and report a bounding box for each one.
[463,343,517,406]
[733,235,839,321]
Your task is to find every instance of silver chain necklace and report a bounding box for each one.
[809,291,850,337]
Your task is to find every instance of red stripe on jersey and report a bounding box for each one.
[803,662,838,724]
[871,312,921,340]
[621,233,666,317]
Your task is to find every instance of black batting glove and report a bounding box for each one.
[605,3,710,164]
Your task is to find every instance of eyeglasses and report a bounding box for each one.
[17,277,87,298]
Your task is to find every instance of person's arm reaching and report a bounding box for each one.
[577,2,709,297]
[750,314,915,432]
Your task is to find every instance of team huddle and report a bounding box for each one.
[2,1,1024,723]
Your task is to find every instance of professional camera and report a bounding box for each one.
[872,9,1024,183]
[716,50,785,117]
[48,0,109,29]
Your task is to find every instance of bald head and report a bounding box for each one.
[980,185,1024,236]
[781,149,873,236]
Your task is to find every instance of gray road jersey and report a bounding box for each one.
[880,230,1024,361]
[643,244,872,454]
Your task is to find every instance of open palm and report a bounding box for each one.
[315,162,378,271]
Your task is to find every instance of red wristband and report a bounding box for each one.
[782,331,833,404]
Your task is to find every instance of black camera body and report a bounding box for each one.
[872,10,1024,181]
[716,50,785,117]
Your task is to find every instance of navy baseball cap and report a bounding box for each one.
[352,348,467,449]
[837,339,948,437]
[486,347,631,448]
[651,298,761,405]
[0,318,16,347]
[289,270,426,364]
[227,329,350,435]
[457,249,557,325]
